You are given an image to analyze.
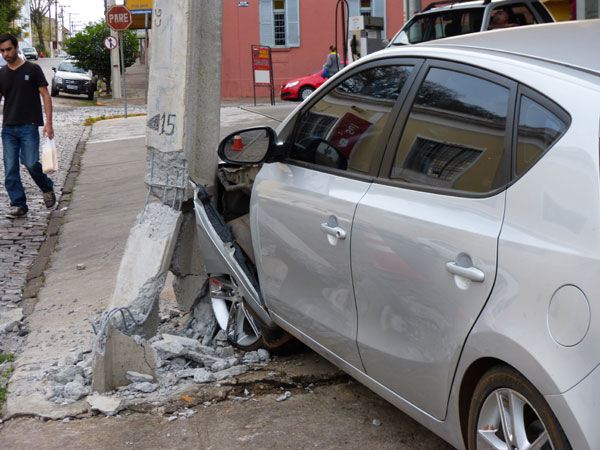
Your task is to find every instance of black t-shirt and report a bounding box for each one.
[0,61,48,127]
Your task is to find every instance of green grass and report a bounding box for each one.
[0,352,14,364]
[84,113,146,126]
[0,352,15,413]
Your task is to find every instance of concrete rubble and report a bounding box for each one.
[9,296,274,416]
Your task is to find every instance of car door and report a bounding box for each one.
[352,61,517,419]
[252,59,421,368]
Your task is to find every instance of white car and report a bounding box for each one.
[194,20,600,450]
[51,60,96,100]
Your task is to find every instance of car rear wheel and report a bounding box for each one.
[299,86,314,101]
[468,366,571,450]
[210,275,263,351]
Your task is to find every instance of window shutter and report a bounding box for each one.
[286,0,300,47]
[259,0,274,47]
[372,0,386,35]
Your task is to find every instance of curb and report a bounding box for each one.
[20,126,92,317]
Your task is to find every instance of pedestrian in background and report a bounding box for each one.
[0,33,55,219]
[322,45,340,78]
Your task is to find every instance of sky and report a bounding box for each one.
[56,0,125,32]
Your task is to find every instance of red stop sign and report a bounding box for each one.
[106,5,132,31]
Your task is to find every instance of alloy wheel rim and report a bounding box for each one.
[301,88,313,100]
[476,388,553,450]
[210,276,261,348]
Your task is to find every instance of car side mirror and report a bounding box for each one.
[218,127,282,165]
[52,67,56,72]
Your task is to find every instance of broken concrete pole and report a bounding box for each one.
[170,211,207,312]
[92,325,156,393]
[146,0,222,188]
[108,203,182,337]
[92,0,223,391]
[145,0,223,318]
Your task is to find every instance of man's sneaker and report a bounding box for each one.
[6,206,27,219]
[43,190,56,208]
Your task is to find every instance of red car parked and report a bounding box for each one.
[280,70,327,101]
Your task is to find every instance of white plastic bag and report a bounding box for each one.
[41,138,58,174]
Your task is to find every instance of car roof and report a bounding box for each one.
[418,20,600,75]
[417,0,536,14]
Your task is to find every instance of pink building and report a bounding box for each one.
[222,1,405,99]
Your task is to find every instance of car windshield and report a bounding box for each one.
[58,61,87,73]
[22,47,36,52]
[390,8,484,45]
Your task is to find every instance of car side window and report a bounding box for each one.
[516,95,567,176]
[391,67,510,194]
[288,64,414,174]
[489,4,537,29]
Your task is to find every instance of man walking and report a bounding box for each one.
[0,33,55,219]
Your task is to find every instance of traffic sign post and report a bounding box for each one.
[106,5,133,31]
[106,5,132,117]
[103,36,118,50]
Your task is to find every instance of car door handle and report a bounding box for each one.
[320,223,346,240]
[445,261,485,282]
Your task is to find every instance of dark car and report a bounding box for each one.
[51,60,97,100]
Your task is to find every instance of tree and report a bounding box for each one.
[0,0,23,36]
[30,0,50,54]
[64,21,138,94]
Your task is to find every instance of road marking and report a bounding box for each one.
[87,135,146,144]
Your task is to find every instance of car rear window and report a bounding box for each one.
[516,95,568,175]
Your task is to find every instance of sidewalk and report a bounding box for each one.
[2,103,296,420]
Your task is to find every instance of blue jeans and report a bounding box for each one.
[2,125,53,212]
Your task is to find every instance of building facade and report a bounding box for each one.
[222,0,403,99]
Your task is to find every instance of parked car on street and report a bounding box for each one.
[387,0,554,46]
[280,70,328,101]
[51,60,97,100]
[21,46,38,60]
[194,20,600,450]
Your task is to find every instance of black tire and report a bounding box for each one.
[51,85,58,97]
[87,90,94,100]
[468,365,571,450]
[298,86,314,101]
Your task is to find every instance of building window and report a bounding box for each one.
[260,0,300,48]
[273,1,286,46]
[360,0,372,16]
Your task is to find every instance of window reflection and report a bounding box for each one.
[392,68,509,193]
[290,65,413,173]
[516,96,567,175]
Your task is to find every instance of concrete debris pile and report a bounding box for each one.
[41,300,272,407]
[151,331,271,388]
[44,354,92,404]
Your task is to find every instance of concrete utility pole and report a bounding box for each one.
[48,0,53,58]
[108,0,122,99]
[92,0,223,392]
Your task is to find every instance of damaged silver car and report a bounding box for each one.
[194,21,600,450]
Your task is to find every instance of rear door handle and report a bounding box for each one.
[320,223,346,240]
[445,261,485,282]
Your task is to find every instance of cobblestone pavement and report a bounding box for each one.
[0,105,146,351]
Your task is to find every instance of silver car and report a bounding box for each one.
[194,20,600,450]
